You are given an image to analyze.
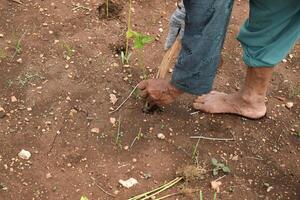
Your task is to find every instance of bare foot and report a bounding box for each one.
[193,91,266,119]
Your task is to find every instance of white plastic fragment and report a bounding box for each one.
[119,178,138,188]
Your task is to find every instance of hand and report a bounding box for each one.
[138,79,183,105]
[165,1,186,50]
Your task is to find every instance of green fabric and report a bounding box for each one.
[237,0,300,67]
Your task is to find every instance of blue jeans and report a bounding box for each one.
[171,0,234,95]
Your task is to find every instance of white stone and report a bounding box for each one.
[18,149,31,160]
[110,117,116,125]
[119,178,138,188]
[157,133,165,140]
[16,58,22,63]
[91,128,100,134]
[46,173,52,179]
[286,102,294,109]
[11,96,17,102]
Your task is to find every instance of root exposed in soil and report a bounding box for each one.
[98,0,122,19]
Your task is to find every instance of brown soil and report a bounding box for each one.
[0,0,299,200]
[98,0,123,20]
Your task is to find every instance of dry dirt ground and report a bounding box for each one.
[0,0,299,199]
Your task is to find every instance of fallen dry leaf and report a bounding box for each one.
[211,180,222,193]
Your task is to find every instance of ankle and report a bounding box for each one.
[239,90,265,105]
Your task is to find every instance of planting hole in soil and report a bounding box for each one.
[109,41,127,55]
[97,0,122,19]
[142,102,163,114]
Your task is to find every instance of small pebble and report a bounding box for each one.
[157,133,165,140]
[286,102,294,109]
[0,107,5,118]
[91,128,100,134]
[11,96,17,102]
[16,58,22,63]
[18,149,31,160]
[46,173,52,179]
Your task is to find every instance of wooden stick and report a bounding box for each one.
[156,39,181,79]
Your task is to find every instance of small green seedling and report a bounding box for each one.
[124,29,153,68]
[115,116,123,149]
[199,191,218,200]
[6,79,13,87]
[293,131,300,138]
[211,158,230,176]
[11,31,27,61]
[121,51,132,64]
[17,72,44,87]
[80,196,88,200]
[132,87,140,99]
[126,30,154,50]
[130,128,143,148]
[62,43,75,58]
[106,0,109,18]
[199,191,203,200]
[192,138,201,165]
[123,0,154,70]
[0,48,6,60]
[289,85,300,99]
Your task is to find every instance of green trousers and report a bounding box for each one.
[238,0,300,67]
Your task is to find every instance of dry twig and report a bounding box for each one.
[190,135,234,141]
[11,0,22,4]
[109,84,139,114]
[90,177,115,198]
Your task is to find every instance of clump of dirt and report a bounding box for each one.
[180,187,198,199]
[98,0,123,19]
[177,165,207,181]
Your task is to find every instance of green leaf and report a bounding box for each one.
[213,168,219,176]
[133,37,144,49]
[126,30,136,38]
[222,166,230,173]
[211,158,218,166]
[80,196,89,200]
[218,163,225,168]
[141,35,154,44]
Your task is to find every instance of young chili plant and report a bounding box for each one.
[126,29,154,78]
[122,0,154,78]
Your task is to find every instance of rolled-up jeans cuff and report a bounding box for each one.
[171,55,220,95]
